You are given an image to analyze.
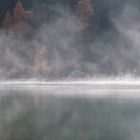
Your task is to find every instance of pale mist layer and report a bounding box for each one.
[0,2,140,80]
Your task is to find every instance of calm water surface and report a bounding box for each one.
[0,84,140,140]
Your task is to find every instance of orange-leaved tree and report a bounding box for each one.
[76,0,94,29]
[3,0,32,29]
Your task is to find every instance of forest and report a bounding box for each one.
[0,0,140,79]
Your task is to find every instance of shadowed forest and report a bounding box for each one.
[0,0,140,79]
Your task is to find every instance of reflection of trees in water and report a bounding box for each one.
[0,94,137,140]
[0,94,36,140]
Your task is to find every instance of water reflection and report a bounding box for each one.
[0,85,140,140]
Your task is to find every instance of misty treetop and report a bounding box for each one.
[0,0,94,31]
[0,0,140,79]
[1,0,140,33]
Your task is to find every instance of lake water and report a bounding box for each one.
[0,82,140,140]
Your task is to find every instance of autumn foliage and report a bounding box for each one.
[2,1,32,28]
[76,0,94,29]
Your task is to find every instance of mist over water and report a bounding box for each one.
[0,1,140,139]
[0,0,140,80]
